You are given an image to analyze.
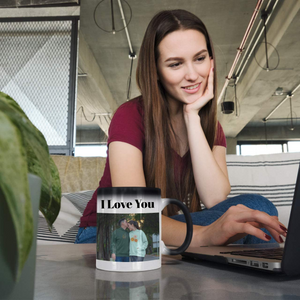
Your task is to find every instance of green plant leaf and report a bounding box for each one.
[0,111,33,280]
[26,146,61,228]
[0,91,61,281]
[0,92,51,200]
[0,92,61,228]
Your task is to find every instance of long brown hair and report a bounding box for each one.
[136,10,217,216]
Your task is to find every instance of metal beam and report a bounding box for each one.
[219,0,300,137]
[0,5,80,17]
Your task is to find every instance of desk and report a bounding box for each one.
[35,244,300,299]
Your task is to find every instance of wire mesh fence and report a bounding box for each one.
[0,20,74,147]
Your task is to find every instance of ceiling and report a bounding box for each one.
[77,0,300,142]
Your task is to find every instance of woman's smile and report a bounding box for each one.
[182,82,202,94]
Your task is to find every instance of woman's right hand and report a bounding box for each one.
[194,204,287,247]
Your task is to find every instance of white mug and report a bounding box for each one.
[96,187,193,272]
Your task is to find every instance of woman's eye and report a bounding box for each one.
[169,62,181,68]
[196,56,206,62]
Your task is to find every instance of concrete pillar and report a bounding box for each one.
[226,138,237,155]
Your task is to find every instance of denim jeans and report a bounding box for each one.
[116,256,130,262]
[75,194,278,245]
[171,194,278,244]
[130,256,144,262]
[75,226,97,244]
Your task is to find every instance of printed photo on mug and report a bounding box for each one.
[97,213,160,263]
[96,187,192,271]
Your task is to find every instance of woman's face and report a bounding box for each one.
[128,223,135,231]
[157,29,212,105]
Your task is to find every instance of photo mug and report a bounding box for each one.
[96,187,193,272]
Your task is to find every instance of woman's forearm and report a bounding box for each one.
[163,205,287,248]
[184,112,231,208]
[162,215,207,248]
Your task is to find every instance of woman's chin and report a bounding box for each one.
[182,96,200,105]
[182,92,204,104]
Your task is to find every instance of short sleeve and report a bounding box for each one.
[214,121,227,147]
[107,98,145,152]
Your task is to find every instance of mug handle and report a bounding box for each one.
[161,198,193,255]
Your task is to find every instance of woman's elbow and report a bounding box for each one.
[205,185,231,209]
[220,183,231,202]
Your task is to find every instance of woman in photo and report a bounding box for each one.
[127,220,148,262]
[75,9,287,246]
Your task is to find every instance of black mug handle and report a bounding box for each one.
[161,198,193,255]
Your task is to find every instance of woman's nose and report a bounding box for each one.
[185,64,198,81]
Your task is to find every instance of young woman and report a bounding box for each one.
[127,220,148,262]
[75,9,287,246]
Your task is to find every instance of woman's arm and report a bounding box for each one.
[163,208,287,247]
[109,141,286,247]
[109,141,146,186]
[185,113,231,208]
[183,63,230,208]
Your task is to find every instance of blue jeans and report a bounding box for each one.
[116,256,130,262]
[171,194,278,244]
[130,256,144,262]
[75,227,97,244]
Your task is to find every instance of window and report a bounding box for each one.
[236,141,300,156]
[287,141,300,153]
[0,18,79,155]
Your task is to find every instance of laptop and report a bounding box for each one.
[181,164,300,276]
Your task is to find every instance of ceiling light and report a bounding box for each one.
[275,87,284,96]
[221,86,235,115]
[221,102,235,114]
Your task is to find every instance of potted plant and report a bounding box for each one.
[0,91,61,299]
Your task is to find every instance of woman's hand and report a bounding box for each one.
[183,59,214,117]
[194,204,287,247]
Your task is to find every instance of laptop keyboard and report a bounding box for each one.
[220,248,284,260]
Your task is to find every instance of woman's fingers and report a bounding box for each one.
[264,225,285,243]
[205,204,288,246]
[233,222,273,242]
[228,205,287,234]
[222,205,287,243]
[246,221,284,243]
[203,65,214,100]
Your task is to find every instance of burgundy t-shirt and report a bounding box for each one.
[79,96,227,227]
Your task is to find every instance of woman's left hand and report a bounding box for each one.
[183,59,214,116]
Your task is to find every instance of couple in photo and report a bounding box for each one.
[111,218,148,262]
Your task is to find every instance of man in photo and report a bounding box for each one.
[111,218,130,262]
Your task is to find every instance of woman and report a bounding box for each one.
[75,9,287,246]
[128,220,148,262]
